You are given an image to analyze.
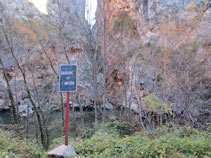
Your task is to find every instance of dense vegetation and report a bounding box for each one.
[0,128,45,158]
[1,122,210,158]
[72,125,211,158]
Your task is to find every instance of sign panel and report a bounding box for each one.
[59,65,77,92]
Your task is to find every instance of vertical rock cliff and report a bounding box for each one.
[0,0,91,113]
[96,0,211,113]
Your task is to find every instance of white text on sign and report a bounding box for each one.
[63,81,75,86]
[61,71,73,75]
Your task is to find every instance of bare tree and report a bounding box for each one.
[102,0,107,123]
[0,58,18,124]
[0,14,48,149]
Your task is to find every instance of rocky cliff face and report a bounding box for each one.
[0,0,210,118]
[96,0,211,114]
[97,0,211,46]
[0,0,41,19]
[0,0,40,112]
[0,0,92,114]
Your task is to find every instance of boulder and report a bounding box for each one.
[0,101,9,111]
[130,102,139,112]
[105,102,114,110]
[47,145,77,158]
[18,99,33,116]
[18,104,33,117]
[69,101,87,108]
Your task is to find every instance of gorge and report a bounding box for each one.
[0,0,210,154]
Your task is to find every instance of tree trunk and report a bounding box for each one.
[120,105,123,122]
[160,114,163,127]
[1,25,47,149]
[77,94,84,128]
[39,40,65,135]
[0,58,18,124]
[102,0,107,124]
[14,73,19,123]
[31,67,50,149]
[124,81,127,121]
[72,98,76,130]
[35,115,38,141]
[129,101,131,121]
[138,104,145,130]
[93,53,98,123]
[26,104,29,139]
[60,93,65,135]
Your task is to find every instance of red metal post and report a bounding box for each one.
[65,92,70,146]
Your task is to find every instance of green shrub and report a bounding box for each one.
[77,127,96,140]
[105,121,133,136]
[75,121,133,141]
[73,126,211,158]
[142,94,173,114]
[93,121,133,137]
[0,129,45,158]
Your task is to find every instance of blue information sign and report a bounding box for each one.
[59,65,77,92]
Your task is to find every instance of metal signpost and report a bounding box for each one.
[59,65,77,146]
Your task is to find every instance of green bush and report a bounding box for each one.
[75,122,133,141]
[105,121,133,136]
[77,127,96,140]
[73,126,211,158]
[0,129,45,158]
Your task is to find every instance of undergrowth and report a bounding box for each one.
[71,124,210,158]
[0,128,45,158]
[1,122,210,158]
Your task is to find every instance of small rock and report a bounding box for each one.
[18,104,33,117]
[105,102,113,110]
[47,145,77,158]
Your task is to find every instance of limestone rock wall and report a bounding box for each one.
[96,0,211,113]
[0,0,92,114]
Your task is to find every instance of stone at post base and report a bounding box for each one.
[47,145,77,158]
